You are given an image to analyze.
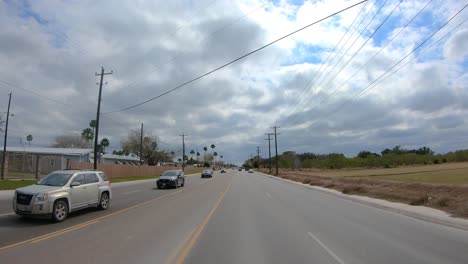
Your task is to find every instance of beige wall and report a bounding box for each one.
[70,162,204,179]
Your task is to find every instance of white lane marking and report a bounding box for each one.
[307,232,346,264]
[0,213,14,217]
[265,192,272,199]
[122,190,141,195]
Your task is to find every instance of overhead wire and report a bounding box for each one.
[274,0,377,126]
[327,5,468,118]
[279,0,395,127]
[292,0,434,125]
[103,0,368,114]
[274,0,372,124]
[102,0,273,113]
[280,0,403,127]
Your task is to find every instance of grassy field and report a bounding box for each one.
[296,162,468,184]
[0,180,38,190]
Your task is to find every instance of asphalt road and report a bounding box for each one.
[1,170,468,264]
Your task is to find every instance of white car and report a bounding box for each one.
[13,170,112,222]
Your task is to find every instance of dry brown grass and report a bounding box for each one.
[274,171,468,218]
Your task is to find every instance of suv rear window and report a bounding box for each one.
[85,173,99,184]
[98,173,109,182]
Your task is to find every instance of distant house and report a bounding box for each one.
[90,153,141,165]
[5,147,92,174]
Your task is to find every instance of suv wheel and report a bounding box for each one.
[98,192,110,210]
[52,200,68,222]
[181,179,185,187]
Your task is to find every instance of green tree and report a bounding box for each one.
[26,134,33,147]
[121,129,169,165]
[81,128,94,142]
[203,146,208,162]
[196,151,200,164]
[89,120,96,132]
[190,150,195,161]
[100,138,110,154]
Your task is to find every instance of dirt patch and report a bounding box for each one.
[274,171,468,218]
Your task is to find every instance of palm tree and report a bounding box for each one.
[81,128,94,142]
[89,120,97,133]
[190,150,195,161]
[210,144,216,167]
[100,138,110,154]
[196,151,200,165]
[213,151,218,169]
[26,134,33,147]
[203,146,208,163]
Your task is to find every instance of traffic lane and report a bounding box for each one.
[185,170,339,264]
[0,174,211,248]
[255,172,468,264]
[0,173,204,214]
[0,172,232,264]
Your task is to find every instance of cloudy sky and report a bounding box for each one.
[0,0,467,164]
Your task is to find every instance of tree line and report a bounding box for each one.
[244,146,468,169]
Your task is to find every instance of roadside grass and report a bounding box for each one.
[110,175,159,183]
[0,180,38,190]
[277,171,468,218]
[361,169,468,184]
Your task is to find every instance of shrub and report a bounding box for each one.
[410,194,430,205]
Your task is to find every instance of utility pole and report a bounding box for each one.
[256,146,260,169]
[180,134,186,172]
[94,67,112,170]
[273,126,280,175]
[265,133,273,174]
[2,92,12,180]
[140,123,143,165]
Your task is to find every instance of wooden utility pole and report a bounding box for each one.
[2,92,12,180]
[273,126,280,175]
[180,134,186,172]
[265,133,273,173]
[94,67,112,170]
[140,123,144,165]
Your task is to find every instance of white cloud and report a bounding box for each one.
[0,0,467,164]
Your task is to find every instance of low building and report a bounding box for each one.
[90,153,141,165]
[5,147,92,175]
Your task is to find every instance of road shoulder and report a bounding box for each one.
[259,172,468,231]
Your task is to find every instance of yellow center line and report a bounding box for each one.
[31,220,100,243]
[0,189,183,251]
[166,227,197,264]
[175,180,233,264]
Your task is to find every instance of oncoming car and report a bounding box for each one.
[12,170,112,222]
[201,169,213,178]
[157,170,185,189]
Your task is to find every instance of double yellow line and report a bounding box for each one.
[0,189,183,251]
[172,180,232,264]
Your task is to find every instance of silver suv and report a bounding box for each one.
[12,170,112,222]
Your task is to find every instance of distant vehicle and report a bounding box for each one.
[220,168,226,173]
[248,169,254,173]
[238,167,243,171]
[157,170,185,189]
[12,170,111,222]
[201,170,214,178]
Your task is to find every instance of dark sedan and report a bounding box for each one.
[201,170,213,178]
[157,170,185,189]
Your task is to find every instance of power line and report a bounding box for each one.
[0,79,70,107]
[275,0,373,124]
[105,0,271,103]
[103,0,368,114]
[327,3,468,119]
[279,0,395,127]
[281,0,404,127]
